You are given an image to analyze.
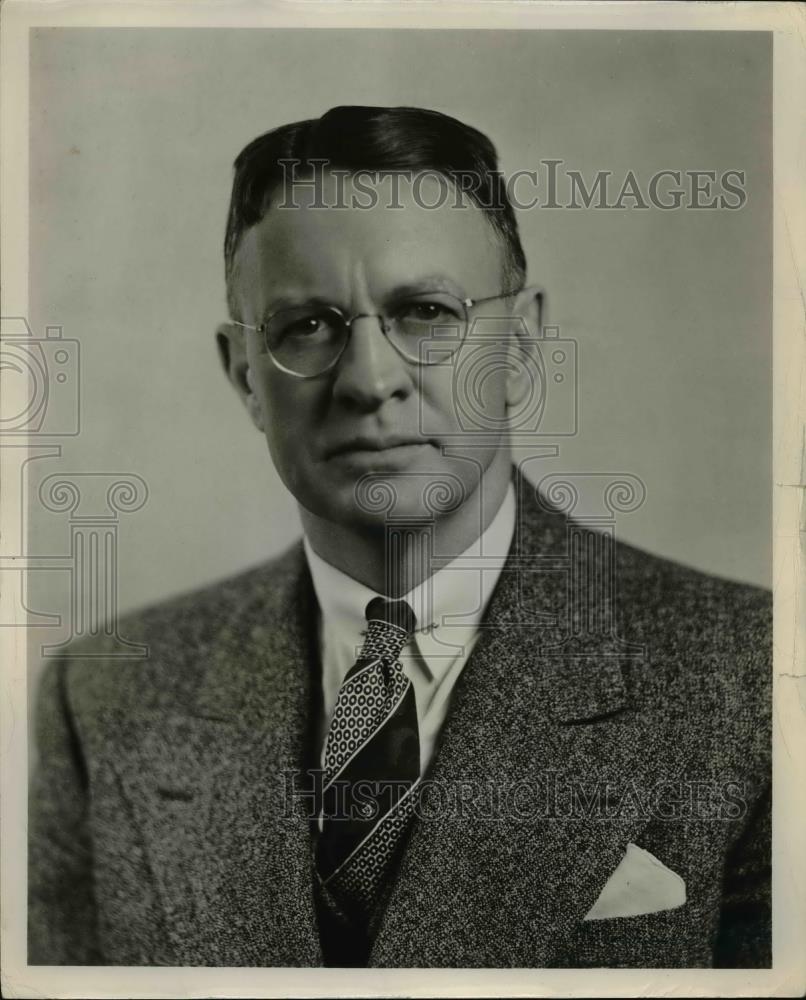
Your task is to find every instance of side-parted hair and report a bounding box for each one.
[224,105,527,320]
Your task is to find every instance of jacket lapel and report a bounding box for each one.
[113,546,323,966]
[110,484,692,967]
[371,488,691,967]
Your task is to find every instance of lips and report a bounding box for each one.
[326,435,433,458]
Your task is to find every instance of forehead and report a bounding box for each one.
[232,171,505,309]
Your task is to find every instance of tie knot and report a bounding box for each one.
[359,598,416,668]
[365,597,416,635]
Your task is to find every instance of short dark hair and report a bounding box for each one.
[224,105,527,320]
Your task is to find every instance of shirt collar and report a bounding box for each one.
[304,483,516,680]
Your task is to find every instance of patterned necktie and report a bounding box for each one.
[315,596,421,933]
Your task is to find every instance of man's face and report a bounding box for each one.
[225,172,530,529]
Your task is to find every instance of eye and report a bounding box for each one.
[285,315,327,337]
[269,307,341,344]
[392,297,463,326]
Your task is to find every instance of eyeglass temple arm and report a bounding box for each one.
[227,287,538,328]
[466,287,528,306]
[466,288,544,334]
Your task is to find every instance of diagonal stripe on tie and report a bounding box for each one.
[322,656,411,791]
[315,596,421,927]
[318,681,419,880]
[324,777,422,915]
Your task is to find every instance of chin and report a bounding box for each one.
[351,470,469,526]
[300,470,468,530]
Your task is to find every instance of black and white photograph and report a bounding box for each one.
[1,2,803,997]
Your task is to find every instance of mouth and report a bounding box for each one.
[326,435,435,459]
[326,435,434,463]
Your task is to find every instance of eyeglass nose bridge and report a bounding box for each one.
[342,311,392,336]
[332,308,429,377]
[337,310,408,369]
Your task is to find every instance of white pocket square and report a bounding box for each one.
[584,843,686,921]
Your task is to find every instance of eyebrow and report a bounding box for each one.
[261,275,467,316]
[385,276,467,300]
[260,292,332,315]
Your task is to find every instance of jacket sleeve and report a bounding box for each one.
[28,659,101,964]
[713,783,772,968]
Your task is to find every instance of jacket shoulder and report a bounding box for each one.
[612,535,771,655]
[519,490,771,726]
[520,484,771,651]
[120,538,305,642]
[611,537,771,773]
[56,539,307,717]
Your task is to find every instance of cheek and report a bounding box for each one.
[421,346,510,431]
[412,366,463,439]
[253,373,316,463]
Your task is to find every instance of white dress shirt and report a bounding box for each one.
[304,484,516,773]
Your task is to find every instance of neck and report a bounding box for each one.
[300,462,512,597]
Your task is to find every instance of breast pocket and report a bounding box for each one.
[558,902,716,968]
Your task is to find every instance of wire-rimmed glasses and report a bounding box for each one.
[229,289,522,379]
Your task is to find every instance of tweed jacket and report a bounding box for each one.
[29,479,771,968]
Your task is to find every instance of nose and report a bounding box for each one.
[331,314,414,411]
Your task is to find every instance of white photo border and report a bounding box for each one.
[1,2,803,997]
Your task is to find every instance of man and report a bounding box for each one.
[29,106,771,968]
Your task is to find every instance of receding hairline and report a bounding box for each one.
[225,169,523,321]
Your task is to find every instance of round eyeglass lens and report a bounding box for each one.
[385,293,468,364]
[264,306,349,376]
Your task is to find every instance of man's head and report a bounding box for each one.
[217,106,541,533]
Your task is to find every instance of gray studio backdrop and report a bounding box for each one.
[24,29,771,684]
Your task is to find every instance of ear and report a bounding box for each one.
[215,322,264,432]
[505,284,545,409]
